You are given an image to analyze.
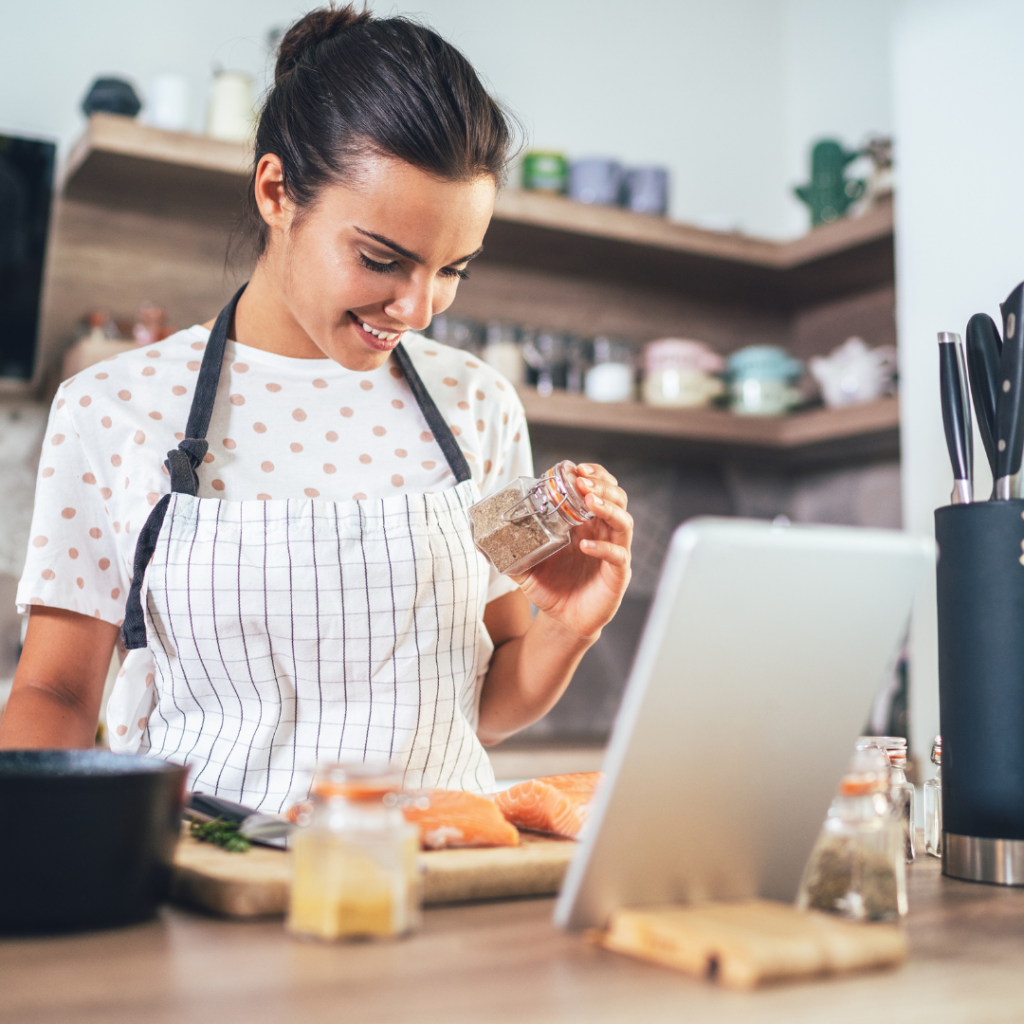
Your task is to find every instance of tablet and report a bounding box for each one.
[555,517,934,930]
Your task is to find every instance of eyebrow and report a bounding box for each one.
[354,227,483,267]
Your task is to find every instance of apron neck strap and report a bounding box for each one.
[392,342,471,484]
[165,283,246,496]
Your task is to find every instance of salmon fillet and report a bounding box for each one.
[403,789,520,850]
[495,773,603,839]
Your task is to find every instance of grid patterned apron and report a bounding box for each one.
[121,286,496,811]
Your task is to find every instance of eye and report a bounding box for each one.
[359,252,398,275]
[440,266,470,281]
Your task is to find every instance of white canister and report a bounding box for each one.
[585,362,634,402]
[206,70,254,143]
[146,74,189,132]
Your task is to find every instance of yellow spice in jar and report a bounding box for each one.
[288,830,418,940]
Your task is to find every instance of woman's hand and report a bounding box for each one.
[512,463,632,640]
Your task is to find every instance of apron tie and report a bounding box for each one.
[165,438,209,497]
[122,494,172,649]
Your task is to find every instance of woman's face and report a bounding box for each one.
[257,153,496,371]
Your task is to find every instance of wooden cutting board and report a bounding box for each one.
[596,899,907,989]
[171,830,576,918]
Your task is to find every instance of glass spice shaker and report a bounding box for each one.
[860,735,915,862]
[287,762,421,942]
[468,461,595,575]
[797,745,907,921]
[924,735,942,858]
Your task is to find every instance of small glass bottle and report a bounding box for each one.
[797,745,907,921]
[924,735,942,858]
[469,461,594,575]
[287,763,421,942]
[860,735,915,862]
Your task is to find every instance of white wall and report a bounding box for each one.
[893,0,1024,759]
[0,0,893,238]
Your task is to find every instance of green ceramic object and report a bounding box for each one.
[522,151,568,194]
[794,140,865,227]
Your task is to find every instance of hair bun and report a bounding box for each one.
[275,4,372,83]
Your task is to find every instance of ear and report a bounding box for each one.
[253,153,294,232]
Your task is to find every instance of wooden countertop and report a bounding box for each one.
[3,855,1024,1023]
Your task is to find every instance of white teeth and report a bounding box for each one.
[360,321,402,342]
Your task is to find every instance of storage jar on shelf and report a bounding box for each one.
[726,346,803,416]
[641,338,724,408]
[584,338,634,402]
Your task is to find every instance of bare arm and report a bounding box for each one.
[477,463,632,745]
[0,607,118,749]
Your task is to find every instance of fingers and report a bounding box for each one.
[582,489,633,537]
[575,465,627,511]
[577,462,618,488]
[579,537,630,567]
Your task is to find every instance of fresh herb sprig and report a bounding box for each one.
[189,816,251,853]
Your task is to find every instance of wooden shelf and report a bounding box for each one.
[49,117,900,469]
[62,114,250,226]
[60,115,892,306]
[518,390,900,468]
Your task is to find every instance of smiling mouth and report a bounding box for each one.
[348,311,405,343]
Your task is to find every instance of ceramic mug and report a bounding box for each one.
[570,159,625,206]
[643,369,723,408]
[730,377,801,416]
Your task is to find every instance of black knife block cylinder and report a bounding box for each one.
[935,501,1024,883]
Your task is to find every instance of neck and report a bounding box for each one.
[230,259,326,360]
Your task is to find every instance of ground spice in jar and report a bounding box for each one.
[470,485,551,574]
[802,836,900,921]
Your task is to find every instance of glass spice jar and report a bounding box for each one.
[924,735,942,859]
[797,745,907,921]
[468,461,595,575]
[860,736,915,862]
[287,762,421,942]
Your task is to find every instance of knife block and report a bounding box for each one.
[935,501,1024,885]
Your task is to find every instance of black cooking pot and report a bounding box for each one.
[0,750,186,934]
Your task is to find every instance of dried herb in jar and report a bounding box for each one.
[470,485,551,574]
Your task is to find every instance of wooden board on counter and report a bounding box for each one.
[171,831,576,918]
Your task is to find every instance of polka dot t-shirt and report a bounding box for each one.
[16,326,533,624]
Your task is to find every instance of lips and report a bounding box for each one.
[349,311,404,352]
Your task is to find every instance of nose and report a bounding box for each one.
[385,272,434,333]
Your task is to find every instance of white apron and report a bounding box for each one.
[115,286,496,812]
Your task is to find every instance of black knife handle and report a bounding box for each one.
[939,333,973,502]
[965,313,1002,475]
[186,791,254,825]
[995,281,1024,496]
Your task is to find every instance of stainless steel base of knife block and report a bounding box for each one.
[943,833,1024,885]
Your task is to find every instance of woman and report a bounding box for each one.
[0,6,632,811]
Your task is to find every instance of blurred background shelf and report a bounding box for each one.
[60,114,892,303]
[43,115,897,443]
[519,389,900,467]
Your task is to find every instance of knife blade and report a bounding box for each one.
[995,281,1024,499]
[965,312,1002,478]
[938,332,973,503]
[185,791,293,849]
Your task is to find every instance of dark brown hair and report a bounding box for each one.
[242,3,516,257]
